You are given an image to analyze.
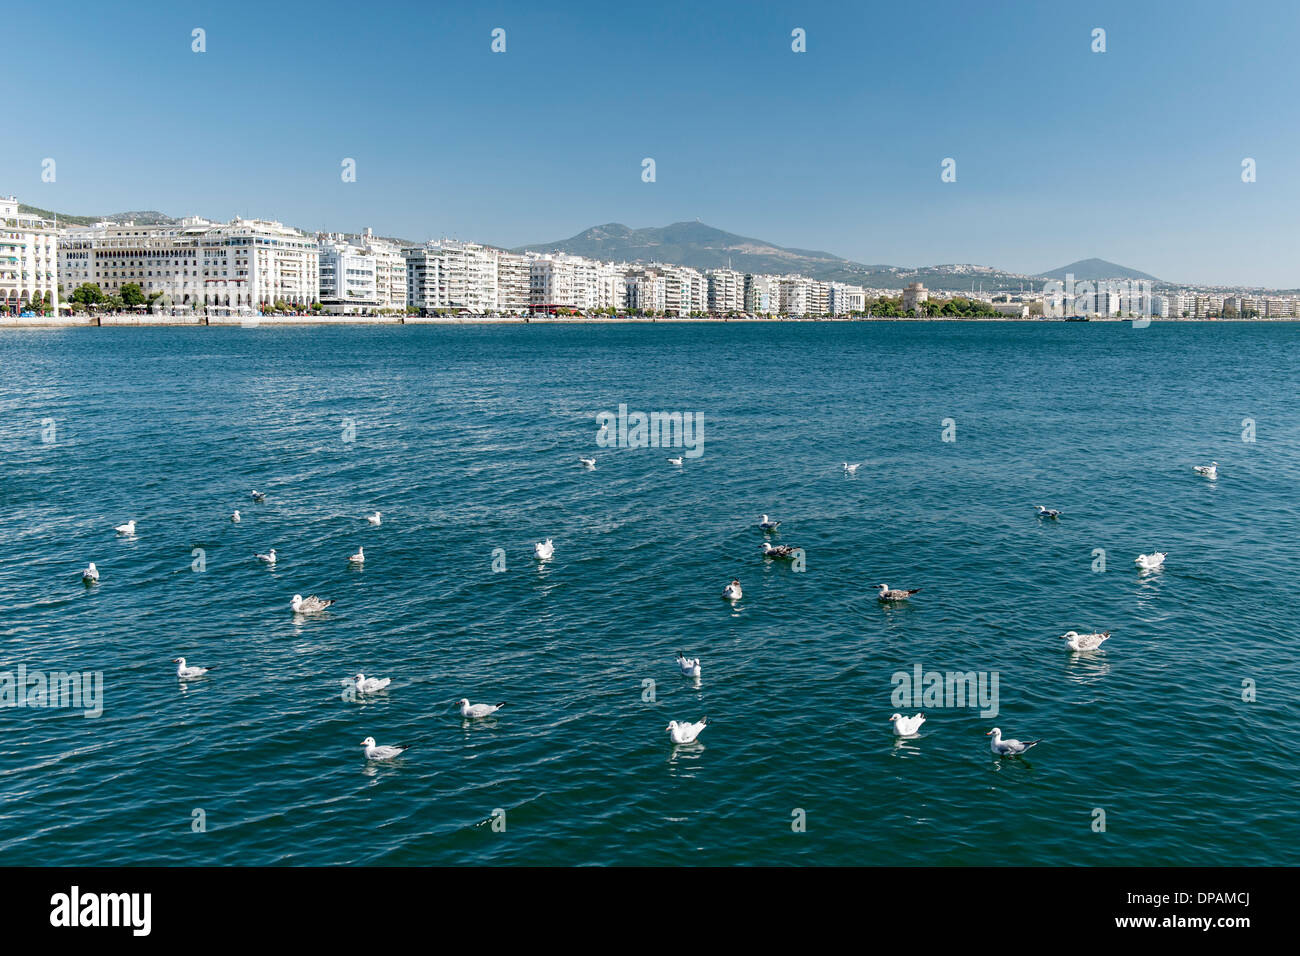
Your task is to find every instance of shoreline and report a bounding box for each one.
[1,314,1290,329]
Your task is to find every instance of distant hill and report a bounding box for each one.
[515,221,1039,291]
[18,203,177,226]
[1038,258,1160,282]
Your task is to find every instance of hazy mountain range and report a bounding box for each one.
[19,202,1164,290]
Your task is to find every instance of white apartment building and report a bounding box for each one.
[745,274,781,315]
[404,239,499,313]
[828,282,866,315]
[318,235,378,313]
[706,268,745,314]
[58,216,319,311]
[0,196,59,311]
[530,253,619,312]
[625,267,666,314]
[495,251,532,313]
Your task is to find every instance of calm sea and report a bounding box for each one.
[0,321,1296,865]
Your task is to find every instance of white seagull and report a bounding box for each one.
[174,657,209,680]
[877,583,921,602]
[534,538,554,561]
[987,728,1040,756]
[459,699,504,719]
[231,510,241,522]
[352,673,391,694]
[675,652,702,678]
[1193,461,1218,479]
[722,579,743,601]
[1034,505,1061,519]
[758,514,781,532]
[360,736,408,761]
[1135,551,1167,571]
[889,713,926,736]
[250,490,266,502]
[82,562,99,584]
[291,593,334,614]
[667,456,684,466]
[1062,630,1111,651]
[255,548,276,565]
[348,547,365,565]
[578,457,596,469]
[761,541,800,559]
[114,519,136,536]
[365,511,382,526]
[843,462,861,475]
[666,717,708,745]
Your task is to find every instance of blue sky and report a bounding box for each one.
[5,0,1298,286]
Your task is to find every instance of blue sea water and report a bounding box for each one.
[0,321,1297,866]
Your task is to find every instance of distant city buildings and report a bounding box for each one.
[0,196,58,311]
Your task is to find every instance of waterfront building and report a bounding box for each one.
[902,282,928,313]
[495,251,532,313]
[706,268,745,314]
[828,282,866,315]
[317,234,378,313]
[0,196,58,312]
[745,274,781,315]
[403,239,498,313]
[624,267,666,314]
[529,252,607,312]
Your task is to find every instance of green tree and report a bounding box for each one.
[70,283,105,306]
[121,283,146,307]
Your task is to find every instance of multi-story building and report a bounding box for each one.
[745,274,781,315]
[828,282,866,315]
[352,228,406,311]
[403,239,498,313]
[57,216,318,311]
[0,196,58,312]
[625,267,666,314]
[706,268,745,314]
[318,234,378,313]
[495,251,532,313]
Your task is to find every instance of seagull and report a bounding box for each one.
[114,519,136,536]
[365,511,381,526]
[231,510,241,522]
[758,514,780,532]
[458,699,504,719]
[1062,630,1111,651]
[534,538,554,561]
[348,547,365,565]
[722,579,743,601]
[1034,505,1061,519]
[889,713,926,736]
[251,490,266,502]
[987,728,1040,756]
[761,541,800,559]
[291,593,333,614]
[1193,461,1218,479]
[255,549,276,565]
[876,583,921,602]
[174,657,209,680]
[352,673,391,694]
[360,736,408,761]
[675,652,701,678]
[578,457,596,469]
[843,462,861,475]
[666,717,707,745]
[667,456,684,466]
[82,562,99,583]
[1135,551,1167,571]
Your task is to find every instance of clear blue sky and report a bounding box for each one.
[6,0,1298,287]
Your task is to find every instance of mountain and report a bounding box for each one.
[1037,258,1160,283]
[515,221,1040,291]
[18,203,177,226]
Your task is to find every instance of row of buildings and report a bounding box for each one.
[3,197,871,317]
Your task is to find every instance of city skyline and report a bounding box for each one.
[3,0,1299,287]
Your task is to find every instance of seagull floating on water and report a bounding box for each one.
[762,541,800,560]
[365,511,381,526]
[667,456,684,466]
[578,457,596,469]
[255,549,276,565]
[1061,630,1111,651]
[890,713,926,736]
[291,593,333,614]
[1034,505,1061,519]
[348,547,365,565]
[758,514,780,532]
[675,652,701,678]
[352,673,391,694]
[231,510,241,522]
[1193,461,1218,479]
[534,538,554,561]
[876,583,921,602]
[114,519,136,536]
[667,717,707,745]
[843,462,861,475]
[251,490,266,502]
[82,562,99,583]
[987,728,1040,756]
[360,736,408,761]
[459,699,504,719]
[1135,551,1167,571]
[722,579,742,601]
[174,657,209,680]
